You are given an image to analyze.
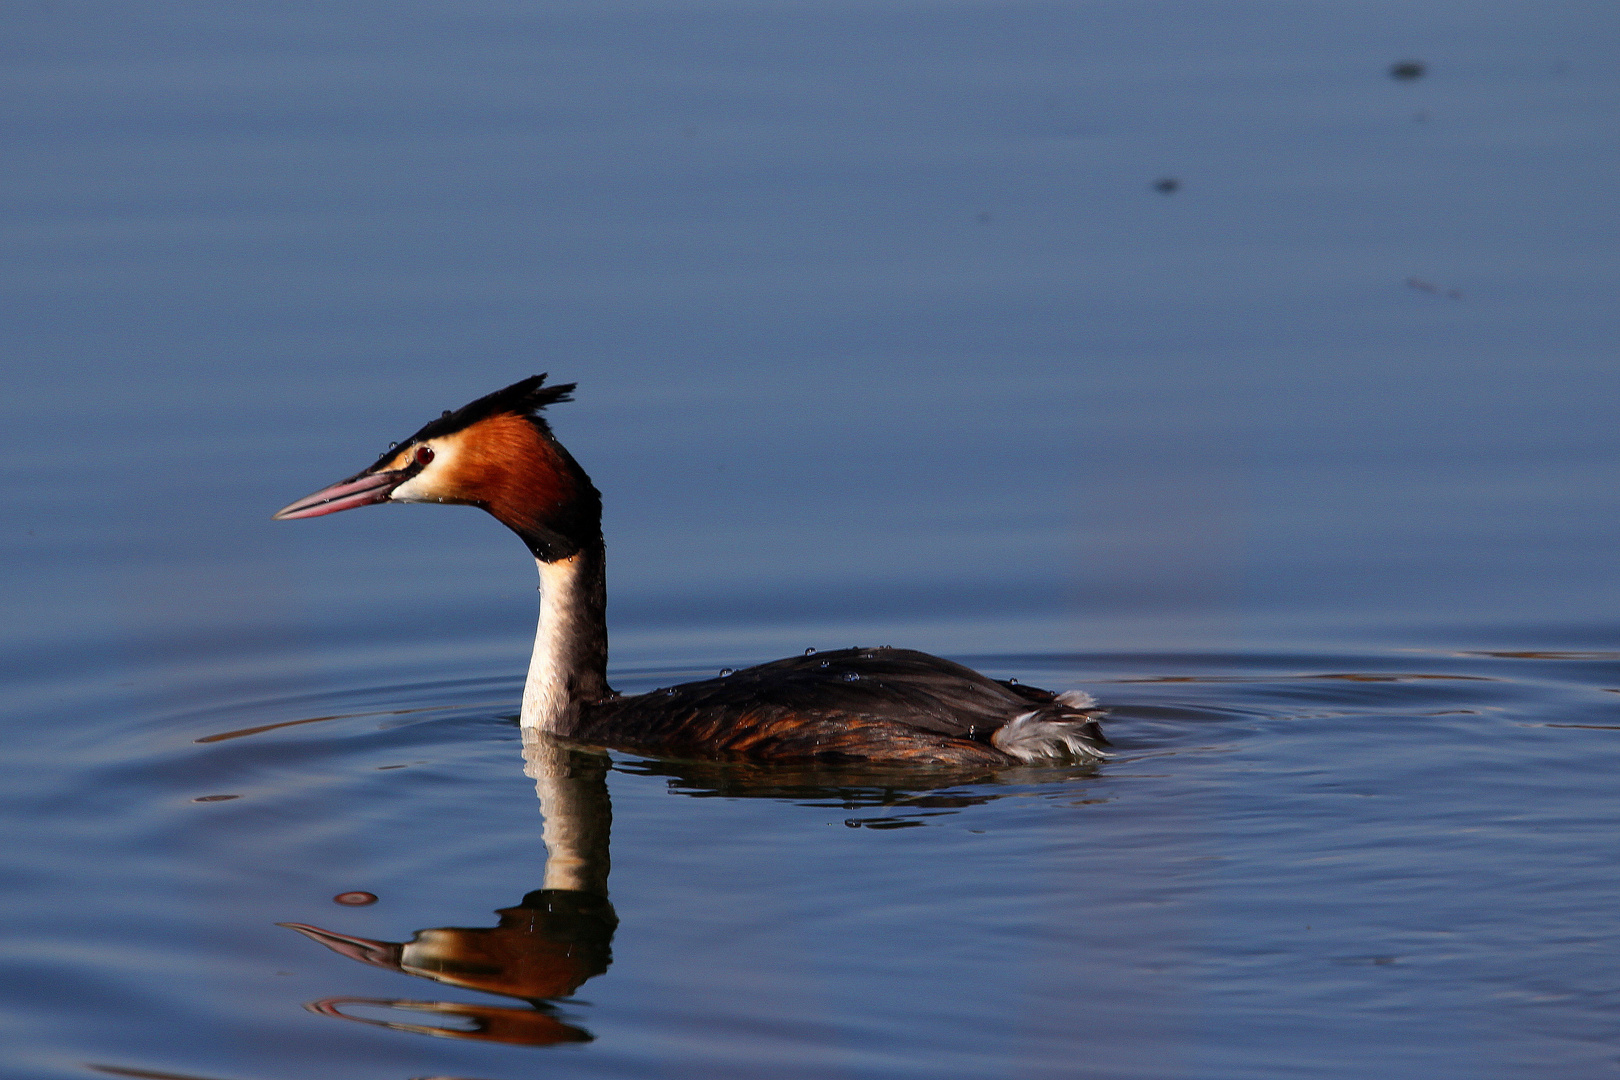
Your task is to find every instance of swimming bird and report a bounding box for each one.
[273,377,1107,766]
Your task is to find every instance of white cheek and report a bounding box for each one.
[388,442,458,503]
[389,473,433,502]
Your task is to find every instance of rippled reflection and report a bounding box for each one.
[622,754,1106,827]
[303,994,597,1046]
[283,734,1104,1046]
[283,738,617,1045]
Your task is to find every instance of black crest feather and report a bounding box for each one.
[368,375,576,471]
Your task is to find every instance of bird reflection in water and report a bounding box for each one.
[280,735,617,1046]
[282,734,1105,1046]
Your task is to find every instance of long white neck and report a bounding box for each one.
[520,546,611,733]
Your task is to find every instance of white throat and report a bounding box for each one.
[521,553,590,732]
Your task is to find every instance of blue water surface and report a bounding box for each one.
[2,2,1618,1078]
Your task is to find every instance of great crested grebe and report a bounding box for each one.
[274,376,1107,766]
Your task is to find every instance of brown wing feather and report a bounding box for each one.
[572,647,1088,765]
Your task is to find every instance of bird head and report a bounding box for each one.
[273,375,600,560]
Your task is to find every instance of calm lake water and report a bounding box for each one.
[4,3,1620,1078]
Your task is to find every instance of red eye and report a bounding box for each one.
[414,445,435,466]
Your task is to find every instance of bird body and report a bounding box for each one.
[574,646,1103,766]
[275,376,1107,766]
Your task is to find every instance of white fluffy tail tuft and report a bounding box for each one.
[991,708,1109,764]
[1055,689,1097,710]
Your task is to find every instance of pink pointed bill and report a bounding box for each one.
[272,470,406,520]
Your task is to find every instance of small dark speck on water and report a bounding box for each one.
[376,764,407,770]
[1390,60,1425,80]
[976,210,992,224]
[333,891,378,906]
[1406,276,1462,300]
[1153,177,1180,194]
[191,794,239,803]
